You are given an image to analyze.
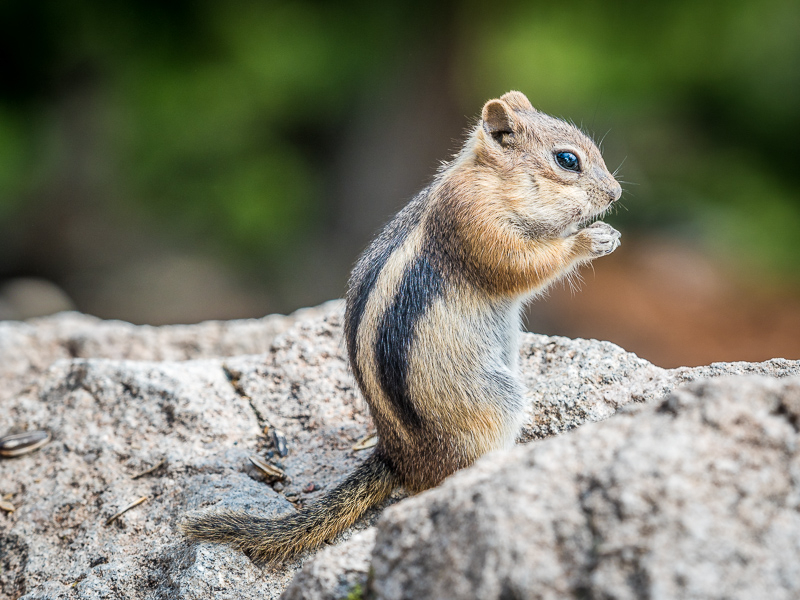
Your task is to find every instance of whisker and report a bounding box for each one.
[612,156,628,177]
[598,128,611,150]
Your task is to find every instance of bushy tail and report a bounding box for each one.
[181,452,398,565]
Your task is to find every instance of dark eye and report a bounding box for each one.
[555,151,580,172]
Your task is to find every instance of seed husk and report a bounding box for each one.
[131,459,166,480]
[248,455,285,480]
[352,433,378,451]
[105,496,147,526]
[0,430,51,457]
[272,429,288,457]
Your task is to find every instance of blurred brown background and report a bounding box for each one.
[0,0,798,368]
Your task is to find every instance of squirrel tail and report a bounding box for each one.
[180,451,398,565]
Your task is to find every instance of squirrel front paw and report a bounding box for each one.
[580,221,621,257]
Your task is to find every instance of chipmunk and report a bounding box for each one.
[182,91,622,564]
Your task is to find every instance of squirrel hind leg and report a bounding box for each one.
[181,451,399,565]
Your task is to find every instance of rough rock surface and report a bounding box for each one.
[367,376,800,600]
[0,303,335,403]
[1,300,798,599]
[281,528,377,600]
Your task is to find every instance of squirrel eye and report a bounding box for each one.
[555,151,580,172]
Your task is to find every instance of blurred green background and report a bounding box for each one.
[0,0,798,366]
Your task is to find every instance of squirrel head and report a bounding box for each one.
[471,91,622,238]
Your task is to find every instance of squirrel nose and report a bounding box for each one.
[609,182,622,203]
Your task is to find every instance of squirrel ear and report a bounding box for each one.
[499,91,533,112]
[482,99,515,139]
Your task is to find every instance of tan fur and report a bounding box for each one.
[355,225,426,446]
[181,90,622,563]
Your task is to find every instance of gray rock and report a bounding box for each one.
[367,376,800,600]
[281,528,376,600]
[1,300,798,599]
[517,333,798,441]
[1,303,361,600]
[0,302,336,400]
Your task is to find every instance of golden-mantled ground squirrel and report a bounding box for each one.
[183,90,622,564]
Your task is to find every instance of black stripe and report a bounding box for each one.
[345,245,396,390]
[344,194,426,391]
[375,252,445,430]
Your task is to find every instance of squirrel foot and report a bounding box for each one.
[580,221,621,257]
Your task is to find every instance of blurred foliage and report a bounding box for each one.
[0,0,798,285]
[0,1,421,268]
[461,0,800,276]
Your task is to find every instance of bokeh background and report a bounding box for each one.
[0,0,798,367]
